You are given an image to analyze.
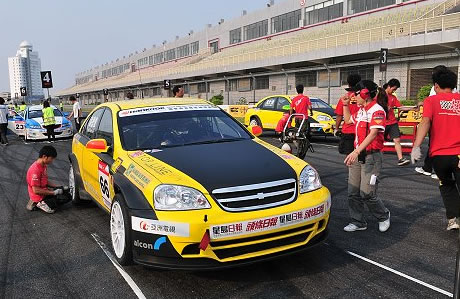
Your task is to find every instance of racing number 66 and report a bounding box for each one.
[99,176,110,199]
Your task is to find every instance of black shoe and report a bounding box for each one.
[398,158,410,166]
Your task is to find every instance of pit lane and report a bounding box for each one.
[0,133,456,298]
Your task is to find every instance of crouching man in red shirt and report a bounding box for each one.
[411,68,460,231]
[26,146,64,214]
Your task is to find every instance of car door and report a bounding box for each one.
[258,96,281,129]
[80,108,105,201]
[94,108,115,210]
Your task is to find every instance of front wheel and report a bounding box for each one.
[69,165,82,204]
[110,194,133,265]
[249,117,261,127]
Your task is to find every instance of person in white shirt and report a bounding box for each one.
[67,96,82,132]
[0,97,9,145]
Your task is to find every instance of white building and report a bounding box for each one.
[8,41,43,101]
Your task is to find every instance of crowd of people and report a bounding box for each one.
[284,66,459,232]
[330,67,459,232]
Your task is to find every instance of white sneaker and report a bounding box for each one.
[447,218,459,231]
[379,212,391,232]
[415,167,431,176]
[36,201,55,214]
[431,173,439,180]
[343,223,367,232]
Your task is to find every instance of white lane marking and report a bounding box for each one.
[91,233,147,299]
[346,251,453,297]
[312,143,338,148]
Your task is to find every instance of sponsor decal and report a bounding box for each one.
[124,164,152,189]
[310,123,325,128]
[98,161,112,209]
[132,216,190,237]
[130,151,144,158]
[133,237,167,251]
[119,104,219,118]
[136,155,173,176]
[210,203,326,239]
[111,158,123,173]
[280,154,294,160]
[154,237,167,250]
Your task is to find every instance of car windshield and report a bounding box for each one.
[310,99,331,109]
[28,108,62,119]
[118,108,252,151]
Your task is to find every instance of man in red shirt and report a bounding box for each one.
[26,146,64,214]
[290,84,313,135]
[383,79,410,166]
[335,74,361,155]
[412,69,460,231]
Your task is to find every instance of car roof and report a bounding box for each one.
[102,98,211,111]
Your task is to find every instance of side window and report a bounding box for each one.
[97,109,113,147]
[82,108,104,140]
[276,97,290,111]
[260,97,277,110]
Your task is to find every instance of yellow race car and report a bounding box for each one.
[244,95,336,135]
[69,98,331,269]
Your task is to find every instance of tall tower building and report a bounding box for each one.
[8,41,43,101]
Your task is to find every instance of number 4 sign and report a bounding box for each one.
[98,161,112,209]
[40,71,53,88]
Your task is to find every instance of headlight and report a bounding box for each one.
[28,125,41,129]
[299,165,322,193]
[316,115,332,122]
[154,185,211,210]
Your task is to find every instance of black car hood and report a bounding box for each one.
[147,140,296,192]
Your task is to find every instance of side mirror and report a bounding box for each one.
[282,105,290,111]
[249,125,263,137]
[86,139,109,153]
[63,112,70,117]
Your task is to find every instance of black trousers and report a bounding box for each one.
[44,125,56,142]
[422,136,433,173]
[0,123,7,144]
[74,118,81,132]
[432,155,460,219]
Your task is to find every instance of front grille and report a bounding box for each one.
[212,179,297,212]
[213,231,310,260]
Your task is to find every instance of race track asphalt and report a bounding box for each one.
[0,132,457,299]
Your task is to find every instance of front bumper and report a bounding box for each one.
[134,226,328,270]
[26,127,73,140]
[130,189,331,269]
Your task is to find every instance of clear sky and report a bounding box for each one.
[0,0,269,94]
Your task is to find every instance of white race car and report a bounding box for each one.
[8,105,73,141]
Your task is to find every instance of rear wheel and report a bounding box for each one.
[111,194,133,265]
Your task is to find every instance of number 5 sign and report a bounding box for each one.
[40,71,53,88]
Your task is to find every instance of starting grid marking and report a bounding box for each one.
[345,250,453,297]
[91,233,147,299]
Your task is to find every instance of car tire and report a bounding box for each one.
[110,194,133,266]
[249,117,261,128]
[69,165,82,204]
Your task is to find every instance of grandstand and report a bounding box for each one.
[58,0,460,105]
